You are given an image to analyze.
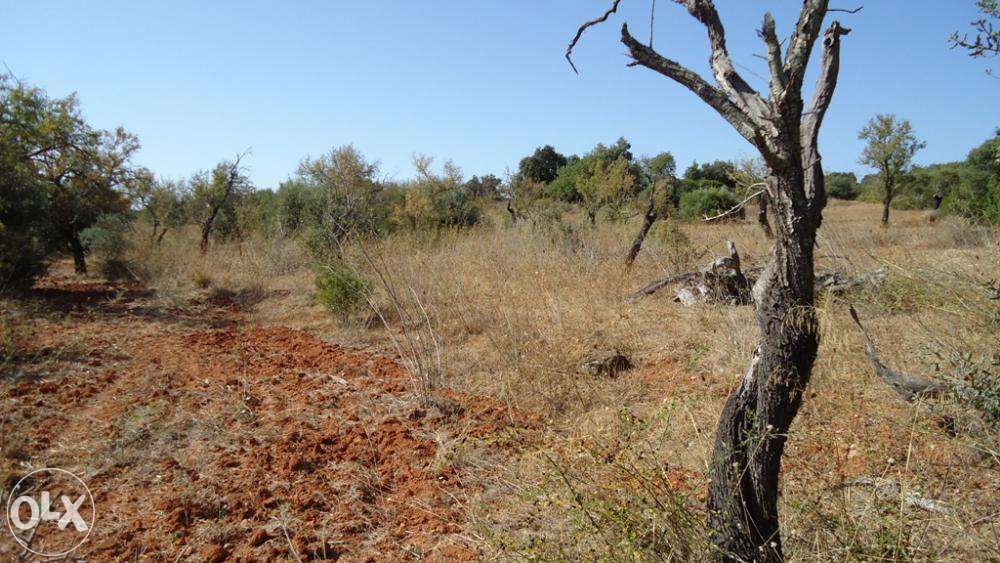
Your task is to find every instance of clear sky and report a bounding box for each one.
[2,1,996,187]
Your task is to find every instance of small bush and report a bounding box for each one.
[314,261,373,317]
[678,187,740,220]
[652,221,697,272]
[826,172,861,200]
[191,270,213,289]
[80,214,137,281]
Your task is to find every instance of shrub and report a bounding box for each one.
[80,214,136,281]
[678,187,739,220]
[652,221,697,272]
[391,157,481,232]
[314,261,373,317]
[825,172,860,200]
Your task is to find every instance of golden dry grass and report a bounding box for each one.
[136,201,998,560]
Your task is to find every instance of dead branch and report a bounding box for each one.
[702,185,766,223]
[840,477,950,514]
[849,306,945,402]
[566,0,624,74]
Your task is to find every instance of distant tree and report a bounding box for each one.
[859,114,925,225]
[518,145,567,184]
[683,159,737,188]
[639,151,676,188]
[626,152,677,268]
[951,0,999,71]
[274,179,324,236]
[547,138,637,202]
[392,156,479,231]
[824,171,860,200]
[133,172,190,244]
[944,132,1000,223]
[191,154,251,253]
[464,174,503,200]
[296,145,386,251]
[578,156,636,224]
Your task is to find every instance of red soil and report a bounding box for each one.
[1,276,530,561]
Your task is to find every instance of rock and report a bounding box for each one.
[578,349,633,377]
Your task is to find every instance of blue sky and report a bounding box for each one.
[2,1,996,187]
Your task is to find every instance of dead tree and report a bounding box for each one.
[569,2,853,559]
[625,183,660,269]
[199,153,246,255]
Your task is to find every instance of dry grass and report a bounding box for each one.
[134,201,999,560]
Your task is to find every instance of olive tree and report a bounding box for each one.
[858,114,925,226]
[569,1,853,559]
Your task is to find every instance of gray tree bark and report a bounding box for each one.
[607,2,851,559]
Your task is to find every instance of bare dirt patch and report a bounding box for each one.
[1,274,531,561]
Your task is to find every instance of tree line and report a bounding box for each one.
[2,71,997,292]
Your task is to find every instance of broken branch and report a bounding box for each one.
[849,306,945,402]
[566,0,624,74]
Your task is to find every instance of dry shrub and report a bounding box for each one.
[130,224,311,300]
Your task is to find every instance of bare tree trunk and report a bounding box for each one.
[199,217,215,254]
[708,173,819,561]
[881,172,894,226]
[506,199,518,224]
[69,233,87,275]
[156,228,169,245]
[625,190,659,269]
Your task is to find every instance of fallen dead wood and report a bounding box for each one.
[816,267,887,294]
[628,241,884,304]
[849,306,945,402]
[628,240,754,305]
[840,477,951,514]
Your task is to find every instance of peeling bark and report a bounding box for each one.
[612,2,850,559]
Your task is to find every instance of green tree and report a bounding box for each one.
[944,132,1000,223]
[577,156,636,224]
[859,114,926,225]
[824,171,860,200]
[546,138,637,202]
[518,145,567,184]
[189,155,252,253]
[464,174,502,200]
[296,145,386,248]
[683,159,737,188]
[392,156,479,232]
[133,172,190,244]
[37,125,140,273]
[0,75,69,286]
[274,179,324,236]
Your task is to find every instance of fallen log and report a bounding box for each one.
[629,243,885,303]
[849,306,945,402]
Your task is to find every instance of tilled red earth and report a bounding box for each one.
[1,277,528,561]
